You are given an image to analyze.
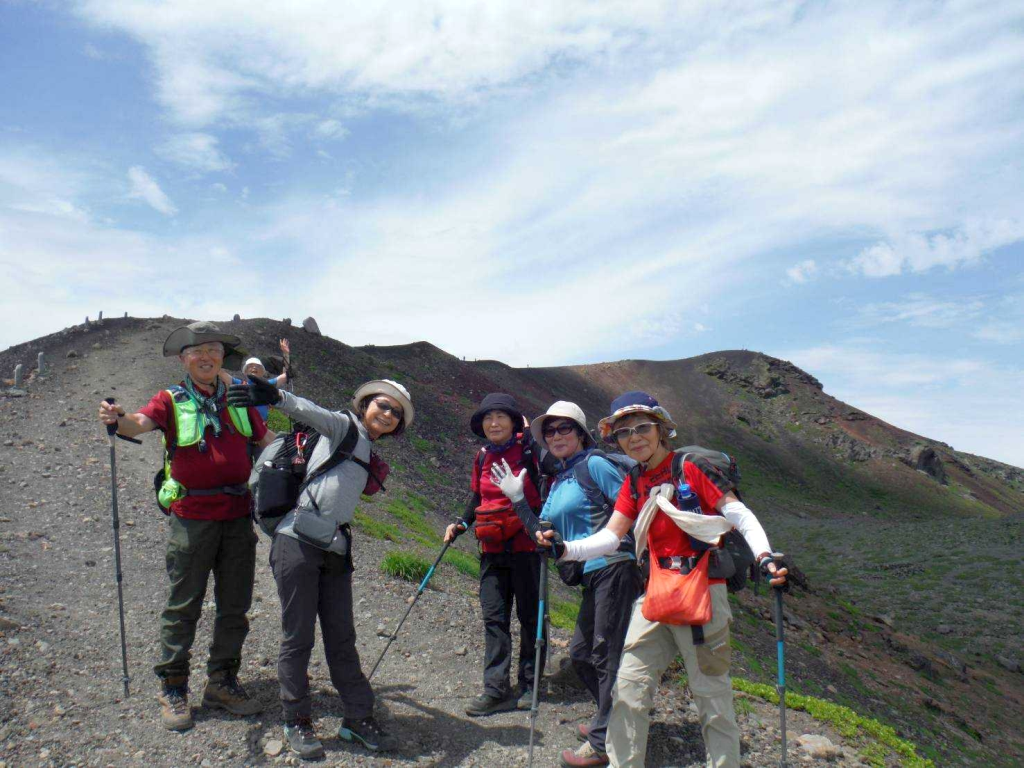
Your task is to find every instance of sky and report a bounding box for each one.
[1,0,1022,466]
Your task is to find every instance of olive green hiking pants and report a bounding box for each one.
[153,515,257,681]
[607,584,741,768]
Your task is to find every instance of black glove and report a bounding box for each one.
[227,375,281,408]
[539,521,565,559]
[550,530,566,560]
[452,520,468,539]
[759,554,791,592]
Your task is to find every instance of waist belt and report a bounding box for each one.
[185,483,249,497]
[658,555,700,573]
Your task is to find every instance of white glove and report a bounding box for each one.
[490,459,526,503]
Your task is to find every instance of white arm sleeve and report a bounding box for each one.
[720,500,771,558]
[560,527,620,562]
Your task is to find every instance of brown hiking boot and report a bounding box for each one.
[202,671,262,716]
[157,677,193,731]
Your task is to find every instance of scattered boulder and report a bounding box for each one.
[302,317,322,335]
[66,350,78,359]
[902,445,948,484]
[996,655,1020,674]
[233,314,241,321]
[263,739,283,757]
[796,734,840,760]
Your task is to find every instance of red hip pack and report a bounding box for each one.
[474,501,524,545]
[642,549,712,626]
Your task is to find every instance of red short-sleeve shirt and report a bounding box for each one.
[614,452,727,560]
[139,386,267,521]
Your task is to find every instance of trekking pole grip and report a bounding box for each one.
[104,397,118,437]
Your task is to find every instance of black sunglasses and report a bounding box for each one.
[373,398,404,420]
[542,422,577,438]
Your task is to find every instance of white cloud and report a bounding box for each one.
[157,132,234,172]
[857,293,986,329]
[785,259,818,284]
[313,119,348,141]
[848,219,1024,277]
[127,166,177,215]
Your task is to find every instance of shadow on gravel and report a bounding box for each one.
[646,720,705,767]
[363,686,534,766]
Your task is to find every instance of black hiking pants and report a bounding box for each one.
[479,550,546,697]
[270,533,374,722]
[570,559,644,754]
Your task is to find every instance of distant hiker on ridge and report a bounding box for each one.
[97,321,277,732]
[537,391,788,768]
[444,393,546,716]
[228,375,412,758]
[219,337,293,422]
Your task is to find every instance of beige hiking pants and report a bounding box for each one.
[606,583,741,768]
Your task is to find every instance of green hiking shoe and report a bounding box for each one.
[157,677,193,732]
[284,717,325,760]
[338,716,397,752]
[202,671,263,716]
[465,691,518,717]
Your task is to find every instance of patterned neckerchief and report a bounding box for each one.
[183,376,226,442]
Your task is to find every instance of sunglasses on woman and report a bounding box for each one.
[373,398,404,420]
[612,422,658,441]
[542,422,577,438]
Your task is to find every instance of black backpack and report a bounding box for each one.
[552,449,638,587]
[631,445,756,593]
[251,412,371,537]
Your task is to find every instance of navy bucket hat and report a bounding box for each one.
[470,393,525,438]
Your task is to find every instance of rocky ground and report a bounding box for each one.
[0,321,877,767]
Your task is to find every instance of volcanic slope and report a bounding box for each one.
[0,315,1020,767]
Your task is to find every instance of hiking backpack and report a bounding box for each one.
[549,449,638,586]
[630,445,756,593]
[250,412,386,537]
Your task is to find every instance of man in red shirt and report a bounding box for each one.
[98,321,276,732]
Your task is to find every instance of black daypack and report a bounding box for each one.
[553,449,639,587]
[251,412,380,537]
[631,445,756,593]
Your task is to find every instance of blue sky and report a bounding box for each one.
[1,0,1022,466]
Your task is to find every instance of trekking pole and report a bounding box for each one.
[770,552,787,768]
[369,539,452,681]
[528,521,552,768]
[103,398,131,698]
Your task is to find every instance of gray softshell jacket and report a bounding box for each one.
[252,390,371,554]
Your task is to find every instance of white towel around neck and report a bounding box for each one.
[633,483,734,562]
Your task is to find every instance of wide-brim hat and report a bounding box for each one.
[530,401,592,448]
[597,390,677,442]
[163,321,246,369]
[352,379,414,428]
[470,393,525,438]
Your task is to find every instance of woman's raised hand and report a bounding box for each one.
[490,459,526,503]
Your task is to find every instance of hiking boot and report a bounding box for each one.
[465,691,518,717]
[561,741,609,767]
[157,677,193,732]
[202,671,263,716]
[284,717,325,760]
[338,716,397,752]
[516,686,535,711]
[576,723,591,742]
